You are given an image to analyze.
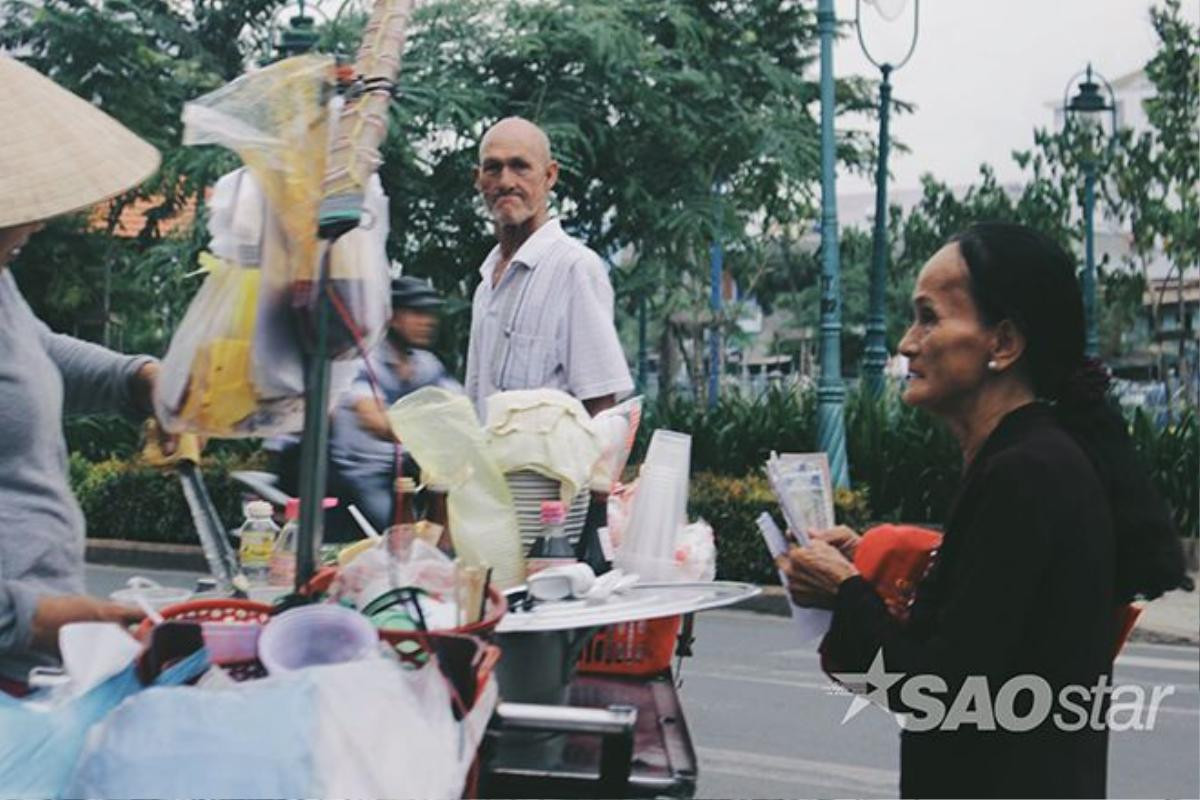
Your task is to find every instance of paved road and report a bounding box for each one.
[86,565,1199,798]
[681,609,1200,799]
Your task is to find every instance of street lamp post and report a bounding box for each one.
[1062,64,1117,360]
[816,0,850,489]
[857,0,919,398]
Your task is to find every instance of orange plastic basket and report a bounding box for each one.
[577,615,682,676]
[134,598,274,640]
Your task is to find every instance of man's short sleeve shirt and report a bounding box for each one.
[465,219,632,417]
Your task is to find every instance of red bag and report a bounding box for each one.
[853,524,942,623]
[847,524,1138,658]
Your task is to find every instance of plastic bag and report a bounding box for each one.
[589,395,642,492]
[181,56,391,360]
[161,55,393,436]
[68,658,466,799]
[155,169,388,436]
[484,389,602,504]
[674,519,716,582]
[331,539,458,612]
[0,643,207,798]
[181,54,331,288]
[387,387,525,589]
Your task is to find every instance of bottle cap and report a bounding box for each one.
[247,500,274,518]
[540,500,566,525]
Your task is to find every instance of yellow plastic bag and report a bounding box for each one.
[387,387,525,589]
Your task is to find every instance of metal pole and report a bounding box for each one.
[295,273,333,592]
[817,0,850,489]
[1082,161,1099,358]
[862,64,893,398]
[708,238,723,409]
[637,295,648,393]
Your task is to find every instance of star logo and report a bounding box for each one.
[831,649,906,726]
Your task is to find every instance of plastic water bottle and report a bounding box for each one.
[268,499,301,588]
[526,500,576,575]
[237,500,279,584]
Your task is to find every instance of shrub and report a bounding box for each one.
[634,385,817,477]
[844,388,960,524]
[65,414,264,463]
[70,451,267,543]
[1129,409,1198,538]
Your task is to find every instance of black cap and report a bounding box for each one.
[391,276,443,310]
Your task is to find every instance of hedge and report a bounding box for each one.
[71,451,267,544]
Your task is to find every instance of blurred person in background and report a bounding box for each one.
[328,276,460,532]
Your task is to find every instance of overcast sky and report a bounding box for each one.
[830,0,1193,196]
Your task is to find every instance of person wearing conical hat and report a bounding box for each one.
[0,54,168,694]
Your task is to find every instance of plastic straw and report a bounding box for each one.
[347,504,383,541]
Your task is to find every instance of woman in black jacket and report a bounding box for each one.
[779,222,1187,799]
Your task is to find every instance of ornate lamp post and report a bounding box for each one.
[816,0,850,489]
[1062,64,1118,359]
[857,0,919,398]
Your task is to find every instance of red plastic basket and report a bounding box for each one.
[134,598,273,640]
[577,615,682,676]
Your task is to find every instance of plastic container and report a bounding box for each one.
[257,604,380,674]
[577,615,682,676]
[237,500,279,583]
[269,497,337,587]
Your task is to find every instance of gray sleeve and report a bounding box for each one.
[0,580,39,656]
[37,324,156,418]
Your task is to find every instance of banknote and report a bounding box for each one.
[765,451,835,544]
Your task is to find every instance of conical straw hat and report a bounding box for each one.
[0,55,160,228]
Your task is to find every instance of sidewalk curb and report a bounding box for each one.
[86,538,209,573]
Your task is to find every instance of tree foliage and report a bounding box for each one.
[0,0,276,350]
[376,0,878,373]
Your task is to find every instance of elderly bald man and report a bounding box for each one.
[464,116,632,419]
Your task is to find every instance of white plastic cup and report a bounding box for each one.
[257,604,379,674]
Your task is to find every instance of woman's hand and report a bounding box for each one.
[776,540,860,609]
[30,595,145,656]
[811,525,862,560]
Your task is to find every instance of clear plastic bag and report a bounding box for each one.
[158,55,396,434]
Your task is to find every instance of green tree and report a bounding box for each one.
[371,0,879,379]
[1,0,280,351]
[1106,0,1199,380]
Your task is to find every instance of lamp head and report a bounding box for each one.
[1067,64,1115,117]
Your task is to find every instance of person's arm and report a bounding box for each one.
[2,580,142,658]
[37,323,156,419]
[819,451,1056,688]
[565,258,634,405]
[352,396,396,442]
[582,394,616,416]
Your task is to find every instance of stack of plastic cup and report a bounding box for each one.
[616,429,692,581]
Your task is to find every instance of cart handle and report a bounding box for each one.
[489,702,637,796]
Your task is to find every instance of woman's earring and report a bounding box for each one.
[987,360,1000,372]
